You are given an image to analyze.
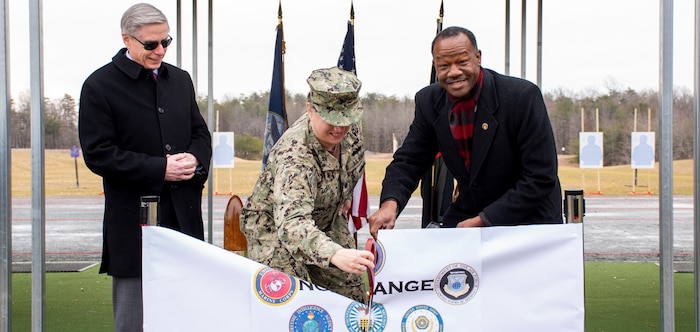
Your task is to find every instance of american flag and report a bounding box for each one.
[337,4,369,233]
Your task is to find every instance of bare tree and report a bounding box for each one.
[10,86,695,166]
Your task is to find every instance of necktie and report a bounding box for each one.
[152,71,158,81]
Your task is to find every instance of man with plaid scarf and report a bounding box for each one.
[370,26,562,237]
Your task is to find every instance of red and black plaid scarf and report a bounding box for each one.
[448,69,484,172]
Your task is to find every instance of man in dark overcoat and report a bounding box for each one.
[78,3,211,331]
[370,26,562,237]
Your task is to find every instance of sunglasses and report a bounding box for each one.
[132,35,172,51]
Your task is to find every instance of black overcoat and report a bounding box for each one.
[380,68,562,227]
[79,49,212,277]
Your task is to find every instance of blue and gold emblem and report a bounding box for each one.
[373,240,386,274]
[401,305,444,332]
[344,301,387,331]
[289,305,333,332]
[253,266,298,306]
[434,263,479,305]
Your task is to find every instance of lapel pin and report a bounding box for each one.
[482,123,489,130]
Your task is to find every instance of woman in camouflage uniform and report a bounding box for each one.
[241,67,375,302]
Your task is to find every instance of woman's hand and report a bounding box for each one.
[330,248,375,274]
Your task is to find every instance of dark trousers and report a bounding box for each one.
[113,276,143,332]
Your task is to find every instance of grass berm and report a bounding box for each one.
[9,149,692,197]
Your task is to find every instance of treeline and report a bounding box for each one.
[10,93,78,149]
[546,87,694,165]
[207,92,414,159]
[8,87,695,167]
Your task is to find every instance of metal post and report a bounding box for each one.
[693,0,700,330]
[140,196,161,226]
[207,0,214,244]
[520,0,526,79]
[504,0,510,75]
[29,0,46,330]
[0,0,11,330]
[176,0,182,68]
[536,0,543,88]
[659,0,675,330]
[563,189,585,224]
[191,0,197,93]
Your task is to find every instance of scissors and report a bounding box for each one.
[364,237,378,319]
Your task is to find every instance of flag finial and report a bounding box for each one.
[278,1,283,22]
[350,1,355,25]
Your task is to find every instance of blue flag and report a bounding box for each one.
[262,13,287,169]
[337,19,356,74]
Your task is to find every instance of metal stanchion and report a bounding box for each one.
[563,188,586,332]
[140,195,160,226]
[563,189,585,224]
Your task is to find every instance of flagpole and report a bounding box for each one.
[339,1,369,238]
[423,0,453,229]
[429,1,443,84]
[230,0,288,255]
[350,1,354,25]
[278,1,288,130]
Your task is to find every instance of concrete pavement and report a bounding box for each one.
[8,195,695,264]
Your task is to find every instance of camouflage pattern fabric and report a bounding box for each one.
[307,67,363,126]
[241,113,367,302]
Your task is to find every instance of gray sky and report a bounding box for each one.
[7,0,697,101]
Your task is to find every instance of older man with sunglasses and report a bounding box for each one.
[78,3,211,331]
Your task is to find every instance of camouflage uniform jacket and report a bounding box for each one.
[242,113,365,272]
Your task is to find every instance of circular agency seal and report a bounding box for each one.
[373,240,386,274]
[344,301,387,332]
[253,266,298,306]
[289,305,333,332]
[401,304,444,332]
[434,262,479,305]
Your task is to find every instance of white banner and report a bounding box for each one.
[143,224,584,331]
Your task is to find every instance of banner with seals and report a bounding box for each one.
[142,224,584,331]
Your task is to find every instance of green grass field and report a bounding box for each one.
[8,149,693,197]
[11,266,113,331]
[10,263,695,331]
[6,149,698,330]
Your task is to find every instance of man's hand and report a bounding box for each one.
[456,215,485,228]
[165,153,199,181]
[329,248,375,274]
[368,200,398,239]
